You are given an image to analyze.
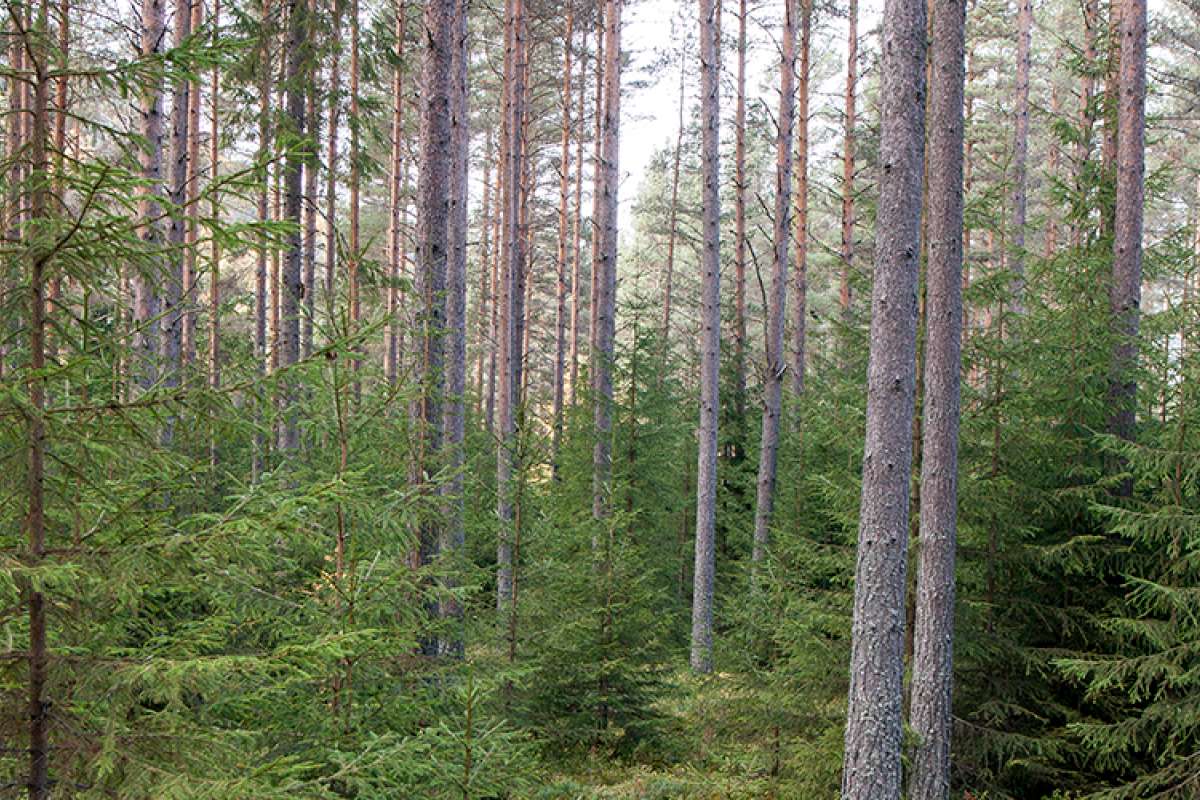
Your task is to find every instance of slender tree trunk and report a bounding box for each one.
[1107,0,1146,462]
[589,13,604,379]
[134,0,167,391]
[497,0,527,612]
[661,51,685,346]
[324,0,341,316]
[841,0,927,792]
[161,0,193,405]
[486,151,501,432]
[751,0,796,565]
[475,131,493,413]
[302,0,319,361]
[439,0,469,654]
[24,6,51,794]
[208,0,221,464]
[552,8,574,478]
[732,0,747,436]
[593,0,622,521]
[691,0,720,675]
[907,0,965,795]
[791,0,811,397]
[252,0,272,478]
[385,1,407,384]
[1101,1,1121,238]
[1010,0,1031,311]
[181,0,202,368]
[278,0,307,451]
[568,30,587,407]
[840,0,858,320]
[1044,79,1060,259]
[348,0,361,387]
[1072,0,1098,250]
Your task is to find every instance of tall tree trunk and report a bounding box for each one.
[751,0,796,565]
[324,0,342,318]
[1044,79,1060,259]
[589,13,604,380]
[439,0,469,654]
[732,0,747,437]
[1072,0,1098,250]
[252,0,273,478]
[302,0,319,361]
[691,0,720,675]
[841,0,927,792]
[24,5,51,794]
[134,0,167,391]
[162,0,193,405]
[593,0,622,521]
[278,0,307,451]
[208,0,221,464]
[791,0,811,397]
[385,1,407,384]
[1010,0,1031,312]
[475,131,493,413]
[552,8,574,478]
[496,0,527,612]
[661,49,685,346]
[840,0,858,320]
[1101,1,1121,238]
[348,0,361,387]
[1107,0,1146,461]
[568,30,587,408]
[182,0,203,367]
[907,0,965,795]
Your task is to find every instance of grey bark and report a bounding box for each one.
[592,0,621,521]
[1010,0,1031,311]
[839,0,857,319]
[1107,0,1146,452]
[751,0,796,565]
[552,8,573,478]
[907,0,965,795]
[690,0,720,675]
[791,0,811,397]
[278,0,307,451]
[840,0,927,791]
[162,0,193,401]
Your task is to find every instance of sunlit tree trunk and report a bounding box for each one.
[134,0,167,391]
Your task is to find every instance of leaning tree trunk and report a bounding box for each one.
[751,0,796,567]
[690,0,720,675]
[907,0,966,795]
[592,0,622,521]
[1107,0,1146,469]
[841,0,927,793]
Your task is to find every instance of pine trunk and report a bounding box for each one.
[1010,0,1031,311]
[791,0,811,397]
[552,9,574,478]
[732,0,747,434]
[751,0,796,565]
[840,0,858,320]
[841,0,927,791]
[907,0,965,795]
[691,0,720,675]
[134,0,166,391]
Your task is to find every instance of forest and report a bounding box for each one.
[0,0,1187,795]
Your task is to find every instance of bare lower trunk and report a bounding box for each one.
[1010,0,1031,311]
[385,1,407,384]
[278,0,307,451]
[751,0,796,565]
[552,8,574,478]
[791,0,811,398]
[592,0,622,521]
[208,0,221,464]
[324,0,341,318]
[732,0,747,433]
[1107,0,1146,461]
[134,0,166,392]
[568,36,586,407]
[907,0,965,795]
[841,0,927,792]
[690,0,720,675]
[348,0,361,387]
[840,0,858,321]
[661,52,685,347]
[182,0,203,367]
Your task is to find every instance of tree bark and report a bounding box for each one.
[1072,0,1098,250]
[385,1,407,384]
[661,48,685,347]
[593,0,622,521]
[324,0,341,319]
[497,0,527,612]
[208,0,221,464]
[552,8,574,478]
[134,0,166,391]
[751,0,796,565]
[691,0,720,675]
[1010,0,1031,311]
[732,0,747,435]
[162,0,194,402]
[1107,0,1146,457]
[841,0,927,792]
[568,31,587,408]
[302,0,319,361]
[907,0,965,795]
[791,0,811,397]
[348,0,361,388]
[840,0,858,320]
[182,0,203,367]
